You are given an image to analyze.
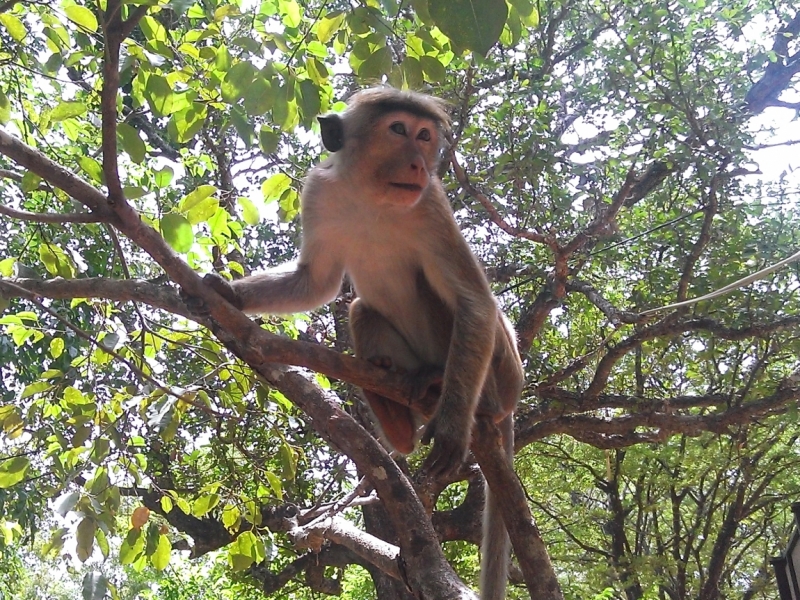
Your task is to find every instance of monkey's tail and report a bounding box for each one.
[479,414,513,600]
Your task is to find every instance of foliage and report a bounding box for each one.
[0,0,798,599]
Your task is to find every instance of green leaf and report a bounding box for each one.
[316,12,345,43]
[238,197,260,226]
[281,0,301,27]
[52,101,87,121]
[419,55,446,83]
[221,62,256,104]
[20,381,50,399]
[145,74,176,117]
[96,528,109,559]
[279,442,296,481]
[119,528,144,565]
[259,128,280,154]
[65,5,98,32]
[82,572,107,600]
[76,517,96,562]
[357,46,393,78]
[117,123,146,163]
[154,166,174,188]
[139,15,167,42]
[243,76,274,116]
[0,257,14,277]
[50,337,65,358]
[160,213,194,254]
[0,456,29,488]
[179,185,217,212]
[265,471,283,499]
[298,80,321,123]
[0,13,27,42]
[230,106,254,146]
[402,56,424,88]
[186,197,219,225]
[262,173,291,202]
[151,534,171,571]
[222,504,241,530]
[0,89,11,125]
[509,0,534,17]
[41,528,69,558]
[192,493,220,517]
[78,156,104,184]
[429,0,508,56]
[21,171,41,193]
[168,102,207,143]
[38,245,59,276]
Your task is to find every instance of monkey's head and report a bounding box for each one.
[318,87,451,207]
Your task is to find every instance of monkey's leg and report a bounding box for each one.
[350,298,429,454]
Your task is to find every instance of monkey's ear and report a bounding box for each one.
[318,114,345,152]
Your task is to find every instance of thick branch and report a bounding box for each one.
[290,516,401,580]
[744,11,800,113]
[100,0,125,204]
[471,418,564,600]
[0,277,192,318]
[0,129,115,220]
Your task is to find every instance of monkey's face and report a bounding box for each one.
[366,112,440,207]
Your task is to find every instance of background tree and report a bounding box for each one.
[0,0,799,599]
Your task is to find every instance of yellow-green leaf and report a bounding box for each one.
[259,128,280,154]
[261,173,291,202]
[52,101,87,122]
[145,74,176,117]
[238,197,260,226]
[221,62,256,104]
[0,13,27,42]
[50,337,65,358]
[0,89,11,125]
[117,123,146,164]
[160,213,194,254]
[151,535,171,570]
[0,257,16,277]
[119,528,144,565]
[179,185,217,212]
[64,5,98,32]
[316,12,344,43]
[192,493,220,517]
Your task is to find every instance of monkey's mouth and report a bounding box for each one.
[390,183,423,192]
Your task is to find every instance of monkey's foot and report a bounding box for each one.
[420,418,470,479]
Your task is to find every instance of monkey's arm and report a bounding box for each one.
[421,238,497,477]
[229,238,345,315]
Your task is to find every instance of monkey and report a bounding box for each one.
[191,87,524,600]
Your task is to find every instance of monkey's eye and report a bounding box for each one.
[389,122,407,136]
[417,128,431,142]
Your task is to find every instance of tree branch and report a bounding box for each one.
[0,203,103,223]
[290,516,402,580]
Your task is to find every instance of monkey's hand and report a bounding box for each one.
[420,409,471,479]
[181,273,243,315]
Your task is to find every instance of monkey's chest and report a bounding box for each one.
[346,245,451,363]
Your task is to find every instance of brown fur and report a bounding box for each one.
[203,88,524,600]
